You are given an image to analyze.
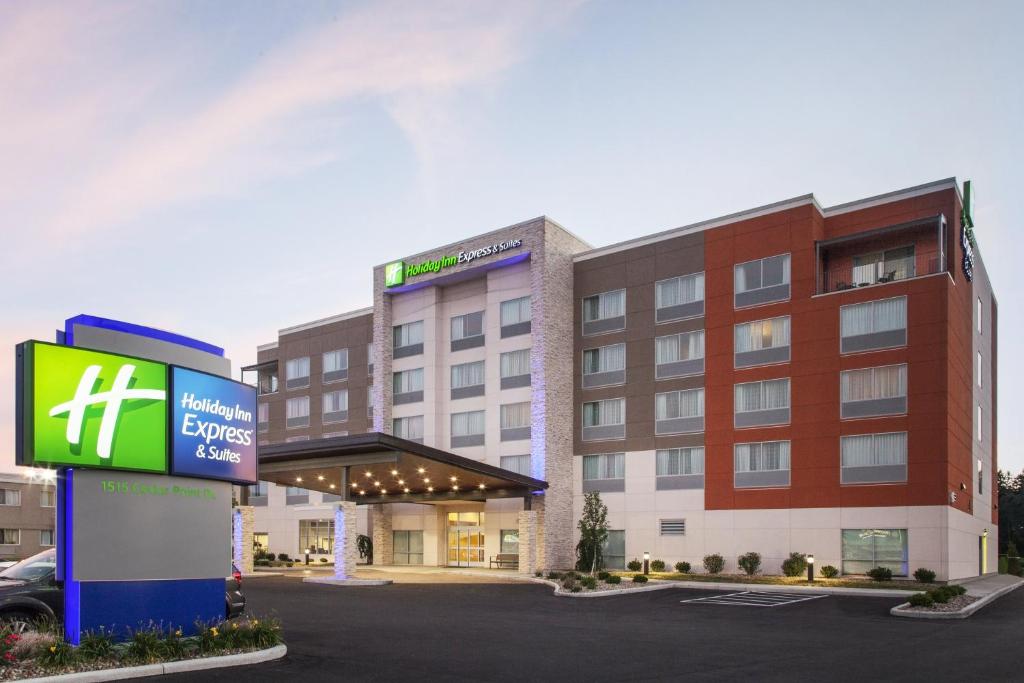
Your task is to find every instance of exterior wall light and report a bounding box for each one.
[643,551,651,575]
[807,554,815,582]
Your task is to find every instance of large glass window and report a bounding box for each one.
[734,378,790,426]
[734,441,790,472]
[323,349,349,382]
[285,396,309,428]
[840,297,906,339]
[582,343,626,381]
[841,432,907,468]
[393,321,424,348]
[852,246,915,285]
[582,453,624,480]
[248,481,268,497]
[734,253,791,305]
[393,416,424,441]
[840,364,907,417]
[39,490,55,507]
[39,530,54,547]
[500,403,530,430]
[582,399,625,428]
[393,530,424,565]
[500,349,530,378]
[451,312,484,341]
[655,389,704,434]
[0,529,20,545]
[582,290,625,323]
[322,390,348,422]
[299,519,334,555]
[841,529,908,576]
[285,357,310,389]
[655,273,705,321]
[258,370,278,395]
[500,296,531,326]
[603,530,625,570]
[500,454,531,476]
[655,331,704,366]
[393,368,424,394]
[735,316,790,355]
[500,529,520,554]
[258,403,269,431]
[451,410,486,437]
[656,448,704,476]
[451,361,485,389]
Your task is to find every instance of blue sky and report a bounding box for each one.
[1,0,1021,471]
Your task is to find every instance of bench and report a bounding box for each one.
[489,553,519,569]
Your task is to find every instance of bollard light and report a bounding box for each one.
[807,554,815,582]
[643,551,651,576]
[305,547,311,566]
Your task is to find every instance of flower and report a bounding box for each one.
[231,623,238,630]
[252,620,259,626]
[49,645,57,653]
[174,629,182,637]
[210,627,219,637]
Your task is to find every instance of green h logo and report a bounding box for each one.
[25,343,168,472]
[385,261,405,287]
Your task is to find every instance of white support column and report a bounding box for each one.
[518,510,538,575]
[232,506,255,575]
[334,501,358,580]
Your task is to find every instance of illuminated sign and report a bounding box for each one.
[961,180,975,282]
[385,238,523,287]
[169,367,258,484]
[18,341,168,473]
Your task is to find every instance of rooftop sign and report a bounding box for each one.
[385,238,523,288]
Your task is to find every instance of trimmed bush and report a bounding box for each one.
[650,559,666,572]
[547,571,562,580]
[820,565,839,579]
[1008,557,1023,577]
[597,571,610,580]
[560,574,578,592]
[276,553,290,562]
[703,554,725,575]
[674,561,691,574]
[908,592,934,607]
[866,566,893,582]
[581,576,598,589]
[929,587,952,604]
[627,559,642,572]
[632,574,649,583]
[781,552,807,577]
[913,568,936,583]
[605,575,622,585]
[738,552,762,576]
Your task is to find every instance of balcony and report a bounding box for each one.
[240,360,279,395]
[816,215,947,295]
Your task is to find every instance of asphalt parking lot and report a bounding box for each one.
[168,575,1024,682]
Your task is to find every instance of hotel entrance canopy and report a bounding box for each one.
[254,432,547,506]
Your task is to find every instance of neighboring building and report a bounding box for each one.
[0,472,57,561]
[246,178,997,580]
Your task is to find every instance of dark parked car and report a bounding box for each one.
[0,549,245,632]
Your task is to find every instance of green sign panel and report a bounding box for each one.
[384,238,524,288]
[384,261,405,287]
[18,341,168,473]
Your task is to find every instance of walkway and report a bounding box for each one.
[962,572,1023,598]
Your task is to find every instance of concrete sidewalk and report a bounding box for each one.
[892,573,1024,619]
[959,572,1023,597]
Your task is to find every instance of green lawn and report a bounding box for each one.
[613,571,935,591]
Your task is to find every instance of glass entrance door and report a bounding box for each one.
[446,511,485,567]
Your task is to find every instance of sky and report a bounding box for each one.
[1,0,1022,472]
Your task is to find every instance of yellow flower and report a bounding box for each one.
[175,629,182,637]
[49,646,56,653]
[232,623,238,629]
[210,627,219,637]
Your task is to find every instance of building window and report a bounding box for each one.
[451,312,485,351]
[655,273,705,322]
[500,454,531,476]
[285,396,310,429]
[322,390,349,423]
[0,490,21,507]
[368,342,375,372]
[655,330,704,379]
[299,519,334,554]
[393,416,424,442]
[393,530,424,565]
[977,297,983,334]
[978,459,984,495]
[841,528,908,576]
[451,360,485,399]
[582,343,626,388]
[393,368,424,405]
[840,297,907,354]
[735,316,791,367]
[582,289,626,335]
[977,405,983,442]
[39,530,55,547]
[258,403,269,433]
[500,296,531,337]
[285,436,309,443]
[500,402,531,441]
[248,481,268,497]
[603,530,625,570]
[977,351,983,388]
[734,253,790,308]
[734,441,791,488]
[581,398,625,441]
[393,321,424,358]
[253,532,269,556]
[659,520,686,536]
[285,357,310,390]
[259,370,278,395]
[367,386,374,418]
[323,349,349,383]
[582,453,625,491]
[500,529,520,554]
[852,246,915,286]
[841,432,907,484]
[499,349,531,389]
[0,529,19,545]
[656,447,705,490]
[734,378,790,428]
[840,364,907,419]
[655,389,704,435]
[39,490,55,508]
[451,410,486,448]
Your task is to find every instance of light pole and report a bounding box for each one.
[643,551,651,576]
[807,554,815,582]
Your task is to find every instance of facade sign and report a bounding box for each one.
[961,180,975,281]
[18,341,168,473]
[169,367,258,484]
[385,238,524,287]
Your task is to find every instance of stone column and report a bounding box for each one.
[517,510,538,575]
[232,506,255,575]
[334,502,358,580]
[371,504,393,566]
[535,507,546,572]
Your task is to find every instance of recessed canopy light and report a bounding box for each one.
[398,479,405,485]
[351,482,358,488]
[365,471,373,477]
[329,484,336,489]
[450,476,457,482]
[423,477,430,484]
[296,477,303,483]
[317,475,324,481]
[452,485,459,491]
[391,469,399,476]
[418,467,426,474]
[404,487,410,493]
[374,481,381,487]
[359,490,366,495]
[478,483,486,489]
[380,489,387,495]
[427,486,434,492]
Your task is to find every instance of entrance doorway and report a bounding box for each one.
[446,511,485,567]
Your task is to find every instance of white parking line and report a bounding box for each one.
[680,591,829,607]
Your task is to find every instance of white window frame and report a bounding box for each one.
[500,349,531,379]
[322,349,349,382]
[500,402,531,430]
[977,405,982,442]
[654,272,705,321]
[322,390,349,422]
[734,441,791,473]
[393,321,424,349]
[285,396,310,428]
[0,489,21,507]
[977,351,982,388]
[393,416,424,441]
[39,489,56,508]
[656,447,705,476]
[451,410,486,438]
[393,368,424,395]
[582,398,625,428]
[0,529,19,546]
[734,378,791,424]
[840,432,907,469]
[451,312,485,342]
[39,529,55,547]
[582,290,626,327]
[451,360,486,389]
[977,297,983,334]
[285,357,310,388]
[733,253,791,305]
[500,296,531,327]
[582,453,625,480]
[581,343,626,385]
[500,454,531,477]
[839,364,908,410]
[734,316,791,366]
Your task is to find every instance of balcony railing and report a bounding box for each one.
[821,256,940,293]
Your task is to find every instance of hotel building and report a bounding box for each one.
[245,177,996,580]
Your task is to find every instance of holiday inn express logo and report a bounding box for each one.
[22,343,169,473]
[384,261,405,287]
[385,238,524,288]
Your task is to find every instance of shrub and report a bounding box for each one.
[703,554,725,575]
[675,561,691,574]
[535,571,542,577]
[581,576,597,589]
[245,616,283,649]
[547,571,562,580]
[866,566,893,582]
[1008,557,1023,577]
[929,587,952,604]
[908,592,934,607]
[650,559,666,572]
[738,552,762,576]
[158,627,188,660]
[627,559,642,572]
[913,568,936,583]
[37,638,76,668]
[125,625,164,664]
[781,552,807,577]
[286,562,294,568]
[632,574,649,583]
[605,575,622,585]
[254,559,271,567]
[319,557,328,564]
[560,574,578,592]
[277,553,290,562]
[820,565,839,579]
[597,571,610,580]
[77,629,115,660]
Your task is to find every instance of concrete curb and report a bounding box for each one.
[526,577,678,598]
[661,580,917,597]
[243,572,284,578]
[303,577,393,587]
[23,644,287,682]
[891,580,1024,619]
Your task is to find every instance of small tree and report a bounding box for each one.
[575,492,610,574]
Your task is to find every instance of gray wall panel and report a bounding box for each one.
[656,301,704,323]
[734,470,790,488]
[841,397,907,419]
[500,322,531,338]
[71,325,230,377]
[582,424,625,442]
[841,464,907,484]
[734,283,790,309]
[582,369,625,388]
[841,329,907,354]
[582,478,625,493]
[735,346,790,368]
[735,408,790,428]
[656,474,704,490]
[500,375,531,389]
[656,358,704,379]
[393,343,423,359]
[583,316,625,336]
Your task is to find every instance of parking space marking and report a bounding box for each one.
[680,591,828,607]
